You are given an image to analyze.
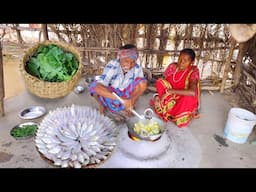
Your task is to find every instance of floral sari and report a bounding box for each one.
[152,63,200,128]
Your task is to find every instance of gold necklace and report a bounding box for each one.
[172,68,188,83]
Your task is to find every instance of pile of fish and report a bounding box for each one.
[35,105,118,168]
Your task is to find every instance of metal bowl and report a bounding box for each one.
[10,122,38,140]
[19,106,46,120]
[74,85,85,94]
[85,75,101,84]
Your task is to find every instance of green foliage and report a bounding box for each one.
[25,44,79,82]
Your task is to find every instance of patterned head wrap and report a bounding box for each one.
[118,47,138,61]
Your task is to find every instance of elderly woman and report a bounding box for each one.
[89,44,147,118]
[150,48,200,128]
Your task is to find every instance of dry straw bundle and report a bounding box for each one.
[20,40,83,99]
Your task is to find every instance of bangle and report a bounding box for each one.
[153,93,159,98]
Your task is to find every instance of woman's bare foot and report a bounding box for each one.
[193,109,200,119]
[154,95,160,105]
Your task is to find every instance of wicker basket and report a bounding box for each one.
[20,40,83,99]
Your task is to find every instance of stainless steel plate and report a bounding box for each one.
[10,122,38,140]
[19,106,46,120]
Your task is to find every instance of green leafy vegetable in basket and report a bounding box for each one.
[25,44,79,82]
[11,124,38,137]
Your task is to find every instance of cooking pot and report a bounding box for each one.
[126,108,166,142]
[111,92,166,141]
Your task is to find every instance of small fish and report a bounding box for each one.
[61,160,69,168]
[49,146,61,154]
[54,159,62,166]
[73,161,82,168]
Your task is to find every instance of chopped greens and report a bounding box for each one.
[25,44,79,82]
[11,124,37,138]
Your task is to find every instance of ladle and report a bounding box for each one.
[112,92,144,120]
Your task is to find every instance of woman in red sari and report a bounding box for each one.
[151,48,200,128]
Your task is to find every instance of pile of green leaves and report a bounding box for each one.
[25,44,79,82]
[11,124,37,138]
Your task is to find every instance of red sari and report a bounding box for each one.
[153,63,200,128]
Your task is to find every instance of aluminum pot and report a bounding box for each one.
[126,108,166,142]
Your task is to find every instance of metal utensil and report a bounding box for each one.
[74,85,85,94]
[19,106,47,120]
[112,92,144,120]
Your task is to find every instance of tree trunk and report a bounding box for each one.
[233,43,246,86]
[14,24,24,44]
[0,40,4,116]
[41,24,49,41]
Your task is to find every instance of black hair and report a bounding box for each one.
[119,44,137,50]
[180,48,196,61]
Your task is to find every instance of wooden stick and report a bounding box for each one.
[220,38,236,93]
[0,40,4,116]
[41,24,49,41]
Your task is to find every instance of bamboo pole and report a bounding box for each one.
[145,24,153,69]
[220,38,236,93]
[157,25,169,68]
[75,46,235,53]
[233,43,246,86]
[0,40,4,116]
[242,70,256,84]
[132,24,138,45]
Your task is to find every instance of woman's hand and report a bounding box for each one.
[165,80,198,97]
[166,88,172,95]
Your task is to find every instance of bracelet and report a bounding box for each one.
[153,93,159,98]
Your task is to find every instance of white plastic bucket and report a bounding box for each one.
[224,108,256,144]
